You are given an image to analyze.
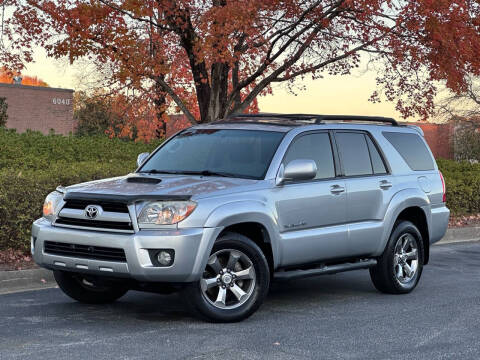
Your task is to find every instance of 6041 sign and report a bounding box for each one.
[52,98,71,105]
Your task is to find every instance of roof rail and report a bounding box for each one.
[227,113,399,126]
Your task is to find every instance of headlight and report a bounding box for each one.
[42,191,64,221]
[138,201,197,225]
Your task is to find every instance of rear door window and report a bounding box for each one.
[383,132,435,171]
[335,132,373,176]
[366,136,387,174]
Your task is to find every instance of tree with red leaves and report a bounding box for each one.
[4,0,480,124]
[0,69,49,86]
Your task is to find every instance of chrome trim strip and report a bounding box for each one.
[59,208,131,223]
[53,223,134,234]
[128,204,140,233]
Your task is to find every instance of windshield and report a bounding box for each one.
[139,128,285,179]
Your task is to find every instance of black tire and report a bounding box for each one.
[53,271,128,304]
[370,220,424,294]
[182,232,270,322]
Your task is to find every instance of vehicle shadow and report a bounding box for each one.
[46,270,378,324]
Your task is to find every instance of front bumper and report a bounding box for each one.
[31,218,222,282]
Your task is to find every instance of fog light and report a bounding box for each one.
[148,249,175,267]
[157,251,173,266]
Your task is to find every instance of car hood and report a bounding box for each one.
[64,173,261,201]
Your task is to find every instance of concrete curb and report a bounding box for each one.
[0,226,479,295]
[0,268,56,295]
[437,226,480,245]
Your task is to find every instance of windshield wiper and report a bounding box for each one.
[179,170,239,178]
[139,169,249,179]
[138,169,181,174]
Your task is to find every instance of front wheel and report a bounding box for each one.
[370,220,424,294]
[54,271,128,304]
[183,232,270,322]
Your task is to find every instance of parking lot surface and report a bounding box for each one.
[1,241,479,360]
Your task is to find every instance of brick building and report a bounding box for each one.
[0,83,74,135]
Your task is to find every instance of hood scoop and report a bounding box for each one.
[126,176,162,184]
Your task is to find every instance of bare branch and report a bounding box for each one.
[274,32,392,82]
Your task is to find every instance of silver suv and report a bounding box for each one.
[32,114,450,322]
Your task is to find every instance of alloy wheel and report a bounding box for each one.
[393,233,419,284]
[200,249,256,310]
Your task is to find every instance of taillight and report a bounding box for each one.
[439,171,446,203]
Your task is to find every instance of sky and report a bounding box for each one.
[22,49,411,121]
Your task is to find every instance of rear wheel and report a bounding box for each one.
[183,232,270,322]
[370,221,424,294]
[54,271,128,304]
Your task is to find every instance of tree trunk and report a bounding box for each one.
[153,80,167,138]
[207,62,230,122]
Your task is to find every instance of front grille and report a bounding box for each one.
[57,197,133,232]
[55,217,133,231]
[63,199,129,213]
[44,241,127,262]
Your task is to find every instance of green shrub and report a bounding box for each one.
[74,91,124,137]
[437,158,480,216]
[0,128,160,171]
[0,97,7,127]
[0,129,162,251]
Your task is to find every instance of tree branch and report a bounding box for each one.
[274,33,391,82]
[232,24,396,115]
[97,0,173,31]
[226,0,345,112]
[152,75,197,125]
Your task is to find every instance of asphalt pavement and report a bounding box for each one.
[1,241,479,360]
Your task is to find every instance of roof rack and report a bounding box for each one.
[226,113,399,126]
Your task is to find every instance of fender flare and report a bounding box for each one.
[375,188,432,256]
[203,200,281,268]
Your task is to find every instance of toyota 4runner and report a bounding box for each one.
[32,113,450,322]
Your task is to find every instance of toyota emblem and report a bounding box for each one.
[85,205,100,219]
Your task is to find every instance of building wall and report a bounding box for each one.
[0,83,74,135]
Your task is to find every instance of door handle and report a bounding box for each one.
[330,184,345,194]
[379,180,393,190]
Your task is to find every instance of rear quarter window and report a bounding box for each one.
[383,132,435,171]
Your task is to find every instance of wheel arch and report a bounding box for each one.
[219,222,274,275]
[396,206,430,264]
[204,201,280,271]
[377,189,432,264]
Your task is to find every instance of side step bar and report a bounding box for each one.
[273,259,377,281]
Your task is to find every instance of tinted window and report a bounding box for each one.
[140,129,284,179]
[366,136,387,174]
[335,132,373,176]
[284,133,335,179]
[383,132,435,171]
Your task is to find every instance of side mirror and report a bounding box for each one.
[276,159,317,186]
[137,152,150,168]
